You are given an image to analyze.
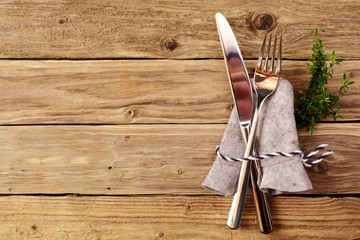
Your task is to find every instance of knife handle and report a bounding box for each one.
[227,108,260,229]
[250,160,273,234]
[227,160,252,229]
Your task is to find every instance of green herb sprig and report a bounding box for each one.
[295,28,354,134]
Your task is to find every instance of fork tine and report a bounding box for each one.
[275,36,282,75]
[262,34,272,73]
[269,35,277,74]
[256,34,267,72]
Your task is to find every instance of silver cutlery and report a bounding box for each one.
[227,33,282,230]
[215,12,274,232]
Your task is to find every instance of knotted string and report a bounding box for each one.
[216,144,333,167]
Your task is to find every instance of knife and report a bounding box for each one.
[215,12,273,232]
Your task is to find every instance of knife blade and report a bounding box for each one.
[215,12,273,233]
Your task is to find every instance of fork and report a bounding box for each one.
[227,34,282,229]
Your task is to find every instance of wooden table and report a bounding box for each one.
[0,1,359,239]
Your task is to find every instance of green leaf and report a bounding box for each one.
[310,127,315,135]
[310,29,315,35]
[348,81,355,85]
[319,28,325,32]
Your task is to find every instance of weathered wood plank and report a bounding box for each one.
[0,60,358,124]
[0,195,358,239]
[299,124,360,194]
[0,123,358,195]
[0,0,359,59]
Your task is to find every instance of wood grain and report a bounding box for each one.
[0,60,358,124]
[1,1,359,238]
[0,123,358,195]
[0,195,358,239]
[0,0,359,59]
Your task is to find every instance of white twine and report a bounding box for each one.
[216,144,333,167]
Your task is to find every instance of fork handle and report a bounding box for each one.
[236,123,273,233]
[251,160,273,233]
[227,161,273,232]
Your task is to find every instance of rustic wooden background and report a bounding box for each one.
[0,1,359,239]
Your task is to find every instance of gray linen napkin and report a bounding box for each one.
[202,78,313,196]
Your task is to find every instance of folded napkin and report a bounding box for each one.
[202,78,313,196]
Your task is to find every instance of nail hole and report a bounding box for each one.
[31,225,37,231]
[108,166,113,170]
[58,16,68,24]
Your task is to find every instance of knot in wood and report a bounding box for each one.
[253,13,274,30]
[164,38,177,51]
[123,135,131,142]
[312,162,327,173]
[126,109,138,119]
[227,105,233,111]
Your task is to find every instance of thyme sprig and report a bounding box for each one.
[295,28,354,134]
